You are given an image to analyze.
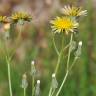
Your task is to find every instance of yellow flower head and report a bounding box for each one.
[50,16,79,34]
[11,12,32,23]
[61,5,87,17]
[0,16,9,23]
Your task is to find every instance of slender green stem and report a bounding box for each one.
[6,57,13,96]
[56,71,68,96]
[50,89,55,96]
[69,57,78,72]
[67,33,73,70]
[55,35,64,74]
[56,58,77,96]
[32,77,34,96]
[10,26,22,60]
[17,25,22,42]
[56,33,73,96]
[49,35,64,96]
[61,35,64,50]
[48,87,52,96]
[63,43,70,52]
[24,88,26,96]
[55,53,62,74]
[52,35,60,56]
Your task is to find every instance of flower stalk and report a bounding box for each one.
[49,73,58,96]
[56,33,73,96]
[21,74,28,96]
[56,70,68,96]
[24,88,26,96]
[6,57,13,96]
[32,77,35,96]
[30,60,36,96]
[67,33,73,70]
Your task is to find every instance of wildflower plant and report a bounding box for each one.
[0,12,32,96]
[49,5,87,96]
[0,5,87,96]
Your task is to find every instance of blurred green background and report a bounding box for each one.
[0,0,96,96]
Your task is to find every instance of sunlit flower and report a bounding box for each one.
[50,16,79,34]
[0,16,8,24]
[61,5,87,17]
[11,12,32,23]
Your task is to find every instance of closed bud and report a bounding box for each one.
[74,41,82,58]
[70,41,76,52]
[78,41,82,46]
[30,60,36,77]
[51,73,58,89]
[35,80,41,96]
[21,74,28,89]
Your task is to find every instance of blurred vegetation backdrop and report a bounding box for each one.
[0,0,96,96]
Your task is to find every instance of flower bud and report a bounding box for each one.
[21,74,28,89]
[74,41,82,58]
[70,41,76,52]
[35,80,40,96]
[78,41,82,46]
[51,73,58,89]
[30,60,36,77]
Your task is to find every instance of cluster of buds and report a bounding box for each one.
[21,60,39,95]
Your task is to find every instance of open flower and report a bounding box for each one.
[11,12,32,23]
[50,16,79,34]
[0,16,9,24]
[61,5,87,17]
